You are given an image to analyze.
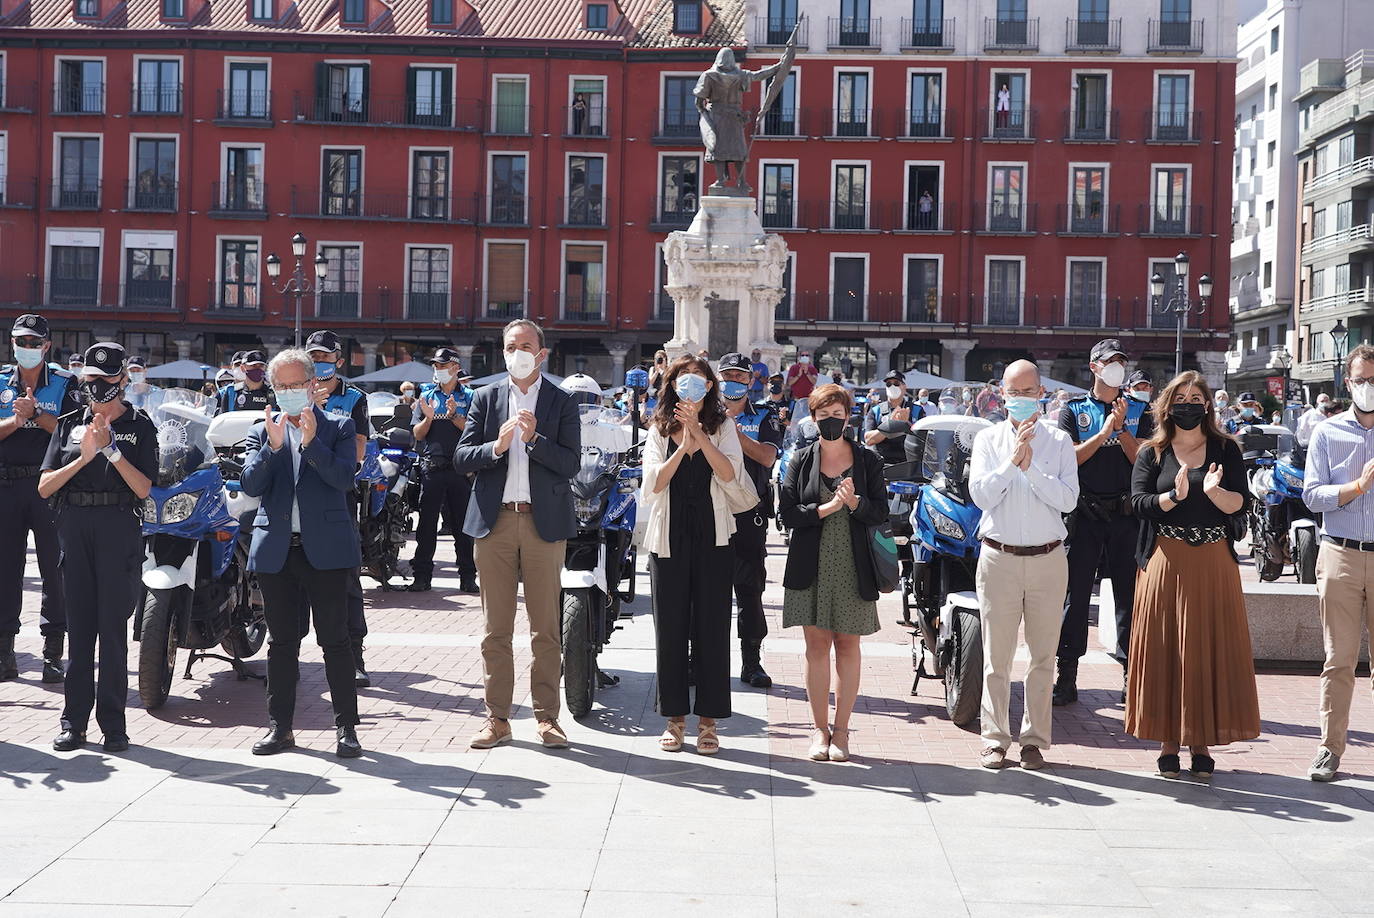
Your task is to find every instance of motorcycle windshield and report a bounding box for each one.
[577,446,616,485]
[142,388,215,486]
[579,405,634,453]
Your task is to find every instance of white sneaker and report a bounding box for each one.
[1308,749,1340,782]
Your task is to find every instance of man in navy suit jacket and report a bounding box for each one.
[455,320,580,750]
[240,349,364,759]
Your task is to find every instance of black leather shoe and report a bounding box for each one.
[0,635,17,681]
[407,579,432,593]
[352,641,370,688]
[336,725,363,758]
[41,635,64,683]
[459,576,479,594]
[1052,658,1078,707]
[102,735,130,753]
[251,729,296,755]
[739,660,772,689]
[52,730,87,752]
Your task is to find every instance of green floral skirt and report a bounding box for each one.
[783,498,880,637]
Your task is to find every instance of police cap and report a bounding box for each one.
[716,352,751,373]
[428,347,463,366]
[10,314,50,339]
[81,341,127,377]
[241,350,267,366]
[305,330,342,355]
[1090,338,1127,364]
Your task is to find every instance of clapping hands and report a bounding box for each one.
[79,414,111,460]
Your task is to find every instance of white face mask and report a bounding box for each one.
[232,368,246,383]
[433,367,455,385]
[798,355,810,365]
[504,347,538,380]
[1352,384,1374,413]
[1095,362,1126,389]
[129,371,146,385]
[886,385,903,401]
[1129,389,1151,402]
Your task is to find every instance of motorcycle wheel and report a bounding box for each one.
[899,577,914,626]
[1254,541,1283,582]
[223,573,267,658]
[944,608,983,728]
[138,588,179,710]
[562,588,597,719]
[1294,528,1318,584]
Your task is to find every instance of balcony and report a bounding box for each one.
[404,291,452,321]
[899,18,955,51]
[1139,203,1204,237]
[1301,76,1374,146]
[819,199,877,232]
[53,83,105,115]
[479,292,527,321]
[563,102,609,138]
[650,198,697,230]
[130,85,183,116]
[750,15,808,49]
[291,93,484,131]
[1299,284,1374,316]
[899,198,949,233]
[974,201,1038,235]
[757,106,802,138]
[903,108,953,139]
[209,181,268,217]
[50,180,101,211]
[1147,109,1203,143]
[828,16,880,49]
[122,278,178,312]
[125,180,178,212]
[1302,221,1374,258]
[488,104,531,136]
[479,193,531,226]
[0,80,37,113]
[560,195,610,228]
[0,179,37,209]
[983,17,1038,52]
[1148,19,1204,53]
[558,291,610,325]
[215,90,273,124]
[980,107,1036,141]
[318,290,361,318]
[1063,108,1118,142]
[1065,17,1120,52]
[1304,156,1374,196]
[985,295,1021,326]
[828,106,880,139]
[288,187,477,223]
[1056,203,1121,236]
[653,109,699,143]
[760,197,798,230]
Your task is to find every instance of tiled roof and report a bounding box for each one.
[3,0,742,46]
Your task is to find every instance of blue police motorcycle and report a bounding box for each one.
[775,409,818,544]
[355,432,418,589]
[135,390,265,709]
[901,414,992,726]
[1244,413,1317,583]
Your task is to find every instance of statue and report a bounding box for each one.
[694,22,800,196]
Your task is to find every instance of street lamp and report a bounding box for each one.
[1331,318,1349,397]
[266,233,329,348]
[1151,251,1212,377]
[1268,344,1293,410]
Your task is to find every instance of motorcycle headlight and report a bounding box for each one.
[1277,467,1303,489]
[929,509,966,542]
[141,497,158,524]
[574,495,602,525]
[160,491,203,524]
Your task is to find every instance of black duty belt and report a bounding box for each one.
[0,465,42,481]
[1323,535,1374,553]
[981,537,1061,557]
[59,490,138,508]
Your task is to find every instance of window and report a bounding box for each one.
[909,73,942,137]
[318,245,361,317]
[760,73,797,136]
[315,63,368,122]
[411,150,448,220]
[563,245,604,321]
[1159,0,1191,45]
[585,2,608,29]
[767,0,798,42]
[570,79,605,136]
[987,259,1022,325]
[57,137,100,208]
[1335,200,1352,231]
[136,60,180,113]
[1336,263,1351,293]
[1339,134,1356,166]
[321,149,362,216]
[567,155,605,225]
[75,0,97,16]
[906,258,938,322]
[1312,207,1327,239]
[659,156,699,224]
[1314,143,1329,176]
[133,138,176,210]
[673,0,700,33]
[996,0,1028,46]
[50,245,99,305]
[1266,141,1276,168]
[1078,0,1109,35]
[223,146,264,211]
[493,77,528,134]
[1268,84,1277,111]
[484,243,526,317]
[250,0,273,20]
[1259,326,1270,348]
[408,67,452,126]
[489,154,526,223]
[838,0,871,45]
[1151,167,1188,233]
[1270,26,1278,53]
[1150,258,1180,328]
[989,164,1024,231]
[1265,199,1274,228]
[991,72,1027,138]
[761,162,794,228]
[58,60,104,113]
[407,248,449,319]
[834,163,867,229]
[833,256,865,320]
[836,72,870,136]
[776,257,794,320]
[655,247,675,321]
[1073,74,1109,139]
[1155,74,1190,139]
[0,135,7,205]
[431,0,453,23]
[125,246,172,308]
[906,164,940,230]
[1263,261,1273,289]
[662,76,697,136]
[162,0,184,17]
[342,0,364,24]
[911,0,945,45]
[1070,166,1105,232]
[226,62,269,119]
[219,240,259,310]
[1067,260,1104,326]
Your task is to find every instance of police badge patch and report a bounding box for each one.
[94,348,108,363]
[1077,412,1092,430]
[0,389,13,404]
[237,394,246,406]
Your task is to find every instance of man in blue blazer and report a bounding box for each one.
[240,349,364,759]
[455,319,580,750]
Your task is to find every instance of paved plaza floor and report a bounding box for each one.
[2,532,1373,916]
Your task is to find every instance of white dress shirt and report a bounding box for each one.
[968,417,1079,546]
[1296,405,1328,446]
[501,375,541,503]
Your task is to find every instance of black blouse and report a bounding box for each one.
[42,403,159,496]
[1130,436,1249,565]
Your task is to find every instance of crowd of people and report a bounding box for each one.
[0,314,1369,786]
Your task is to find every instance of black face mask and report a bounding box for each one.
[1169,403,1206,430]
[83,378,123,405]
[769,383,782,395]
[816,416,847,441]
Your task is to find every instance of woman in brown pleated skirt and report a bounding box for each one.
[1126,371,1261,778]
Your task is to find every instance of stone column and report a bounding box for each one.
[1195,350,1228,392]
[606,340,633,382]
[939,338,978,382]
[454,344,477,375]
[357,335,384,375]
[171,335,195,362]
[867,337,905,379]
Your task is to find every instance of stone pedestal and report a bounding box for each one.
[868,337,905,378]
[664,196,787,368]
[357,336,384,375]
[940,338,978,382]
[171,335,195,362]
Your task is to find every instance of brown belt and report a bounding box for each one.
[981,537,1061,557]
[501,501,533,513]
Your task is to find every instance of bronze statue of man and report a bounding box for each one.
[694,48,789,195]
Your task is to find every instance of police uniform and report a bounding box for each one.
[0,315,80,682]
[124,358,161,411]
[864,394,924,466]
[1057,385,1153,687]
[42,342,158,749]
[409,351,478,592]
[217,350,274,415]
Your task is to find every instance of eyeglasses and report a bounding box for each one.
[1350,377,1374,387]
[275,380,311,392]
[12,337,44,349]
[1004,388,1040,398]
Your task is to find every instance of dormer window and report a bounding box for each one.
[250,0,273,20]
[342,0,364,25]
[431,0,453,25]
[672,0,700,34]
[585,2,608,29]
[161,0,184,17]
[75,0,97,17]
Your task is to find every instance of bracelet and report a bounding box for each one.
[1357,481,1366,496]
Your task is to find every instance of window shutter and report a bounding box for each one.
[405,68,417,122]
[360,66,370,120]
[315,62,328,108]
[565,245,603,265]
[487,244,525,299]
[440,68,453,123]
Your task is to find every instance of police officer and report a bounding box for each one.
[409,346,478,594]
[125,356,161,410]
[1054,338,1153,706]
[38,342,158,752]
[217,350,274,414]
[216,351,245,405]
[1126,369,1154,404]
[718,353,784,687]
[67,354,84,374]
[305,330,373,687]
[1227,391,1263,435]
[0,314,79,682]
[863,370,923,465]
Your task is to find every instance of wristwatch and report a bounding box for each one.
[102,443,124,463]
[1165,487,1178,503]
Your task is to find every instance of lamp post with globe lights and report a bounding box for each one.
[265,232,328,349]
[1151,251,1213,378]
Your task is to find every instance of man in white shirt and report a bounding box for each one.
[1296,393,1332,446]
[968,359,1079,770]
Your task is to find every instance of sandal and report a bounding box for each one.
[696,719,720,756]
[808,730,831,762]
[659,719,685,753]
[828,727,850,762]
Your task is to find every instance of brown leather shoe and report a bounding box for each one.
[980,746,1008,769]
[469,717,512,749]
[1020,745,1046,770]
[537,719,570,749]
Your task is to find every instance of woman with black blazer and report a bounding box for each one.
[779,383,888,762]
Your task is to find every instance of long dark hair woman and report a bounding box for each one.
[642,354,746,755]
[779,384,888,762]
[1127,370,1260,779]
